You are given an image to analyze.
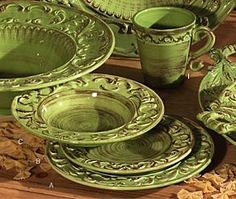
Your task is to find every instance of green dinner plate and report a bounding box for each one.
[12,73,164,146]
[61,115,195,175]
[46,117,214,190]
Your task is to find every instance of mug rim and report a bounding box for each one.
[132,6,196,32]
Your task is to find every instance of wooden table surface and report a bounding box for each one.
[0,11,236,199]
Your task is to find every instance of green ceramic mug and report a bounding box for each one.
[132,7,215,88]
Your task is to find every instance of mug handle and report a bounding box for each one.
[189,26,215,71]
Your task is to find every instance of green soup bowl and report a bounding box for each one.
[0,23,77,115]
[0,1,114,116]
[12,73,165,146]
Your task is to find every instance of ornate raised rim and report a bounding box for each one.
[61,115,195,174]
[12,73,164,145]
[198,82,236,146]
[198,44,236,111]
[82,0,235,30]
[198,44,236,146]
[46,117,214,190]
[0,0,114,91]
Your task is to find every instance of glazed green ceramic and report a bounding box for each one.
[61,115,195,175]
[198,82,236,143]
[46,117,214,190]
[83,0,235,28]
[199,44,236,110]
[107,20,138,57]
[198,44,236,146]
[40,0,139,57]
[47,0,235,58]
[132,7,215,88]
[83,0,234,57]
[12,73,164,146]
[0,23,76,114]
[0,0,114,115]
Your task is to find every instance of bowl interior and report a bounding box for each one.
[38,90,136,133]
[0,24,76,78]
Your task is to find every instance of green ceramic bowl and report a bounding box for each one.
[0,23,77,115]
[38,90,136,133]
[0,1,115,115]
[12,73,164,146]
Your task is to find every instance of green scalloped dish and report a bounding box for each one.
[198,82,236,145]
[12,73,164,146]
[61,115,195,175]
[199,47,236,110]
[198,44,236,146]
[0,0,114,115]
[46,117,214,190]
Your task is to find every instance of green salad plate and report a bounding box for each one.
[12,73,164,146]
[198,44,236,146]
[0,0,114,115]
[46,117,214,190]
[61,115,195,175]
[43,0,235,58]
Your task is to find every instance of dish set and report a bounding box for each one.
[0,0,234,191]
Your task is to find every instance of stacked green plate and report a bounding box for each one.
[46,116,214,190]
